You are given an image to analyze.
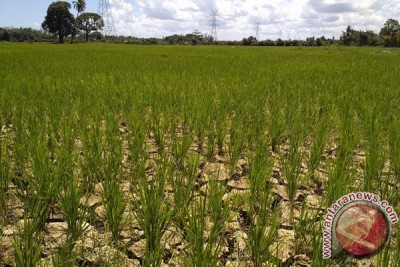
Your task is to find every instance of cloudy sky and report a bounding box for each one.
[1,0,400,40]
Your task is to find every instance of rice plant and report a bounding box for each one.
[363,110,386,193]
[388,117,400,177]
[80,122,104,194]
[171,155,198,231]
[326,104,358,204]
[13,218,42,267]
[131,158,175,266]
[182,178,229,267]
[17,135,62,233]
[53,177,89,266]
[247,142,279,266]
[1,43,400,266]
[102,125,127,242]
[0,137,11,219]
[52,127,89,266]
[308,110,331,177]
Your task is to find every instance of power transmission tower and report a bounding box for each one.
[210,10,219,41]
[256,23,260,40]
[98,0,116,36]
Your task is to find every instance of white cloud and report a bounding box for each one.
[106,0,400,40]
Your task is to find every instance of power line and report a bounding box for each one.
[210,9,219,41]
[98,0,116,36]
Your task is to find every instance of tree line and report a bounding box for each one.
[241,19,400,47]
[0,27,53,42]
[339,19,400,47]
[1,0,400,47]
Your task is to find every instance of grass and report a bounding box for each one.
[1,43,400,266]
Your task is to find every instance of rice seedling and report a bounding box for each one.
[1,43,400,266]
[247,142,279,266]
[102,165,127,242]
[391,224,400,266]
[205,125,217,161]
[80,122,104,194]
[215,114,227,155]
[308,109,332,177]
[326,104,358,204]
[11,109,30,193]
[101,123,127,242]
[152,118,168,155]
[172,129,194,168]
[53,178,89,266]
[283,140,302,223]
[182,178,229,267]
[207,178,229,239]
[376,246,392,267]
[363,110,386,193]
[388,117,400,177]
[282,106,308,222]
[0,137,11,218]
[226,113,251,177]
[125,115,148,182]
[16,134,62,233]
[13,218,42,267]
[267,98,285,153]
[194,111,208,153]
[131,158,175,266]
[309,223,334,267]
[171,155,198,232]
[294,202,318,255]
[52,127,89,266]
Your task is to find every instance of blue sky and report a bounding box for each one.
[1,0,400,40]
[1,0,99,28]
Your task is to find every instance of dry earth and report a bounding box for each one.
[0,121,388,266]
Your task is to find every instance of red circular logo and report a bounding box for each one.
[334,203,389,257]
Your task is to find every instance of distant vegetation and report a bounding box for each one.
[1,0,400,47]
[0,27,53,43]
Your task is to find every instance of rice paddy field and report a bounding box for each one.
[1,43,400,266]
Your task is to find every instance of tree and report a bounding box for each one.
[1,31,10,42]
[316,36,327,46]
[379,18,400,47]
[72,0,86,17]
[42,1,75,43]
[305,36,315,46]
[89,31,103,40]
[380,19,400,37]
[275,38,284,46]
[76,13,104,42]
[71,0,86,43]
[242,36,257,46]
[340,25,354,45]
[340,26,379,46]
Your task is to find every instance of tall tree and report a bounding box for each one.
[42,1,75,43]
[76,13,104,42]
[379,18,400,47]
[72,0,86,17]
[70,0,86,43]
[340,25,356,45]
[0,31,11,42]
